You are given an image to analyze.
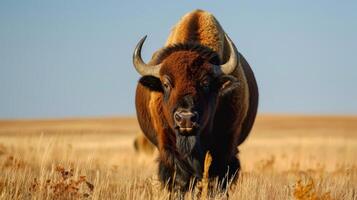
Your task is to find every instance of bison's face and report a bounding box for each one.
[133,34,240,139]
[139,50,239,137]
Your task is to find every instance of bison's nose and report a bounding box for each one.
[174,110,199,132]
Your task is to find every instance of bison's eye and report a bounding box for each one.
[200,78,210,89]
[163,82,170,90]
[162,76,172,92]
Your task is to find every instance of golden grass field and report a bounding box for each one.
[0,115,356,199]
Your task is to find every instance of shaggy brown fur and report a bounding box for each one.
[165,10,225,59]
[134,9,258,192]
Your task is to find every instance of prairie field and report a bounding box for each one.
[0,115,356,199]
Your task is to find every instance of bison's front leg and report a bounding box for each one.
[222,156,241,188]
[210,155,241,190]
[158,153,192,194]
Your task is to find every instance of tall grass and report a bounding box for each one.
[0,116,356,199]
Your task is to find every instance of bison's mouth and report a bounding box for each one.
[174,125,199,136]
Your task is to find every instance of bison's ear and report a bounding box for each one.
[139,76,163,92]
[216,75,240,96]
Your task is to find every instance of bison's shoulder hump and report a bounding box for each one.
[165,9,225,59]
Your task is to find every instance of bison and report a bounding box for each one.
[133,9,258,192]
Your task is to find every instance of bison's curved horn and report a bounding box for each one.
[220,34,239,74]
[133,35,161,77]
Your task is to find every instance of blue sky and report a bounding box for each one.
[0,1,356,119]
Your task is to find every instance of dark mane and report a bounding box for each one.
[154,43,221,65]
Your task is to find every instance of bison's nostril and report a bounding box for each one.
[191,112,198,123]
[174,112,182,122]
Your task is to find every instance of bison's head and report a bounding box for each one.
[133,35,239,140]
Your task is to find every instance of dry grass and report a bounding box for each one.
[0,115,356,199]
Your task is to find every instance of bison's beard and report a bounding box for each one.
[175,133,205,178]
